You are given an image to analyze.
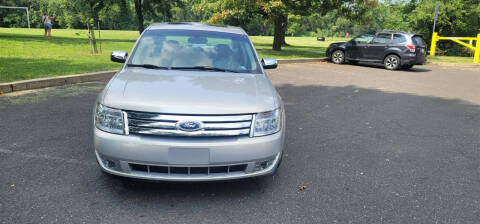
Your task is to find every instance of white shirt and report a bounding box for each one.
[42,16,52,25]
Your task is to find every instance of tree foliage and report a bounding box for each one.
[1,0,479,54]
[193,0,375,50]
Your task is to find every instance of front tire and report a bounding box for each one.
[331,50,345,64]
[384,55,400,70]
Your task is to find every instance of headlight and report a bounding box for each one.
[253,108,282,137]
[95,103,125,135]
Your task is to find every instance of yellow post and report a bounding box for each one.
[430,32,438,56]
[474,33,480,63]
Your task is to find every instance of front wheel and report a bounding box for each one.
[331,50,345,64]
[384,55,401,70]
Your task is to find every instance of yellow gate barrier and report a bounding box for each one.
[430,32,480,63]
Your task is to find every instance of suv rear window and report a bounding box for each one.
[412,36,426,46]
[392,34,406,44]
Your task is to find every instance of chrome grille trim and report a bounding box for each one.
[128,112,253,122]
[126,111,253,137]
[204,121,252,129]
[129,119,176,129]
[129,126,250,137]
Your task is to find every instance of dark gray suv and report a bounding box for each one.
[326,30,427,70]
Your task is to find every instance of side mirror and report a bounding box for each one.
[111,51,128,63]
[262,58,278,69]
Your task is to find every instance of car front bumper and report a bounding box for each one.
[94,128,285,181]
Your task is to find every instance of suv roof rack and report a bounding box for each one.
[379,29,414,34]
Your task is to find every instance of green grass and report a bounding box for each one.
[427,55,476,64]
[0,28,476,83]
[251,36,348,59]
[0,28,136,83]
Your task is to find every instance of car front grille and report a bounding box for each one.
[126,111,253,137]
[129,163,248,176]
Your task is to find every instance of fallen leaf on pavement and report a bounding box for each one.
[298,185,306,191]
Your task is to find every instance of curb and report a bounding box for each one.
[0,70,117,94]
[0,58,328,94]
[278,58,327,64]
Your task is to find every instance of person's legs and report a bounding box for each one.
[44,26,47,37]
[47,24,52,37]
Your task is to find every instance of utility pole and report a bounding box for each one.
[432,2,439,34]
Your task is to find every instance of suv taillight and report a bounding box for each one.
[406,44,415,53]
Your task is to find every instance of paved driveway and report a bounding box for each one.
[1,63,479,223]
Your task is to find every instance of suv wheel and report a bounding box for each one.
[332,50,345,64]
[384,55,400,70]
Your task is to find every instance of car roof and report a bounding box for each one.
[378,30,416,35]
[147,22,247,35]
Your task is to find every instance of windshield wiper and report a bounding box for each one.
[170,66,239,73]
[127,64,169,70]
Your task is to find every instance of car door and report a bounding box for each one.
[365,33,392,62]
[345,33,375,60]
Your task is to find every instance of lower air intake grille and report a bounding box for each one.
[129,163,248,176]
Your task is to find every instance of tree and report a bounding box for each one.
[133,0,184,34]
[194,0,375,51]
[134,0,144,34]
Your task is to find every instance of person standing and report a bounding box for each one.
[41,12,55,38]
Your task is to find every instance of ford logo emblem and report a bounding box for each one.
[177,120,203,132]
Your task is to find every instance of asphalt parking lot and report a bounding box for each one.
[1,62,479,224]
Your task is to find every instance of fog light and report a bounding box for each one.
[104,160,116,168]
[253,159,273,172]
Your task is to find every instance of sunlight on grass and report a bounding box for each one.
[427,56,476,64]
[0,28,137,82]
[0,28,476,83]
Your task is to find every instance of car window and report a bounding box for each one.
[130,29,261,74]
[392,34,407,44]
[372,33,392,44]
[412,36,426,47]
[352,34,375,44]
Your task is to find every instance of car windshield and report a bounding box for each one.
[129,29,262,74]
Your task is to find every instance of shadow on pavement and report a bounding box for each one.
[1,83,479,223]
[326,60,432,72]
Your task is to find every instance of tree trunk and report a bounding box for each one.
[87,22,98,54]
[272,14,287,51]
[134,0,144,34]
[281,15,288,46]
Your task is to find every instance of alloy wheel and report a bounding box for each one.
[332,50,344,64]
[385,55,399,70]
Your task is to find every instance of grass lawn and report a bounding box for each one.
[0,28,476,83]
[427,55,476,64]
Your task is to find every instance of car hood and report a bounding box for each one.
[330,42,347,47]
[102,68,278,114]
